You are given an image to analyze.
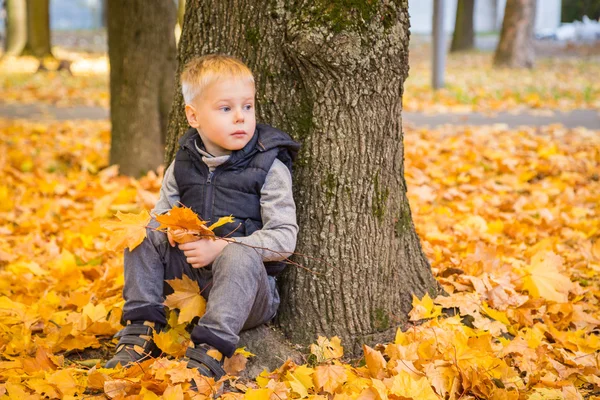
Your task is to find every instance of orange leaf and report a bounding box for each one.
[156,205,207,230]
[156,206,237,242]
[313,364,347,394]
[103,210,151,251]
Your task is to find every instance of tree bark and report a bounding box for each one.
[4,0,28,56]
[166,0,439,356]
[450,0,475,52]
[107,0,177,177]
[493,0,537,68]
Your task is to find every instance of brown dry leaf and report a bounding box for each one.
[164,275,207,324]
[223,353,248,376]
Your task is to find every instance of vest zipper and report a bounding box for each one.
[204,171,215,222]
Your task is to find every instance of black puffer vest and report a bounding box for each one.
[173,123,300,275]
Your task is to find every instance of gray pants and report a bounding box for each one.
[122,224,280,357]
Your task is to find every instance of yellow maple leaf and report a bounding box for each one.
[522,251,574,303]
[139,387,161,400]
[245,388,273,400]
[363,345,387,379]
[313,364,347,394]
[47,368,80,396]
[162,384,184,400]
[481,302,510,325]
[310,336,344,362]
[387,370,439,400]
[234,347,256,358]
[285,365,315,398]
[153,329,189,358]
[164,276,207,324]
[208,215,235,231]
[409,293,442,321]
[103,210,151,251]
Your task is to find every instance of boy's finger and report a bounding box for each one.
[178,240,202,251]
[178,242,194,250]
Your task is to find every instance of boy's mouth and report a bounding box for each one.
[232,130,246,136]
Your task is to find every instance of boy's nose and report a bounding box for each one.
[234,109,244,123]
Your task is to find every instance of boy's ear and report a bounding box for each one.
[185,104,200,128]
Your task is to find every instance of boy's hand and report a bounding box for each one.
[167,231,176,247]
[178,239,230,268]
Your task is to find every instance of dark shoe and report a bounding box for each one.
[105,324,162,368]
[185,343,226,380]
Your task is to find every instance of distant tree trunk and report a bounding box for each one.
[4,0,27,56]
[494,0,537,68]
[23,0,51,58]
[166,0,439,356]
[107,0,177,177]
[451,0,475,52]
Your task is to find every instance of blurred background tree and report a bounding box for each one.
[450,0,475,52]
[494,0,537,68]
[4,0,51,58]
[107,0,177,176]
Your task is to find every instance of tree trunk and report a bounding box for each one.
[493,0,537,68]
[450,0,475,52]
[107,0,177,177]
[23,0,51,58]
[4,0,27,56]
[166,0,439,356]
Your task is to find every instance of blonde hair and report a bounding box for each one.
[181,54,255,104]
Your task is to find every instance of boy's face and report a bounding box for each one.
[185,78,256,157]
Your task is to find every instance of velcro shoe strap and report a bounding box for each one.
[187,359,213,377]
[186,347,225,378]
[114,325,153,338]
[118,336,149,348]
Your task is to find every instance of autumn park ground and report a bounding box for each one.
[0,34,599,399]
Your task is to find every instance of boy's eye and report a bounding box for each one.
[220,106,231,112]
[244,104,253,111]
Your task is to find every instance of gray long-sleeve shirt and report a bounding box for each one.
[152,146,298,262]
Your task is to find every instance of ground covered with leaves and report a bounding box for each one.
[404,51,600,114]
[0,52,108,108]
[0,114,598,398]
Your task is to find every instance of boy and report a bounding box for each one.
[105,54,300,379]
